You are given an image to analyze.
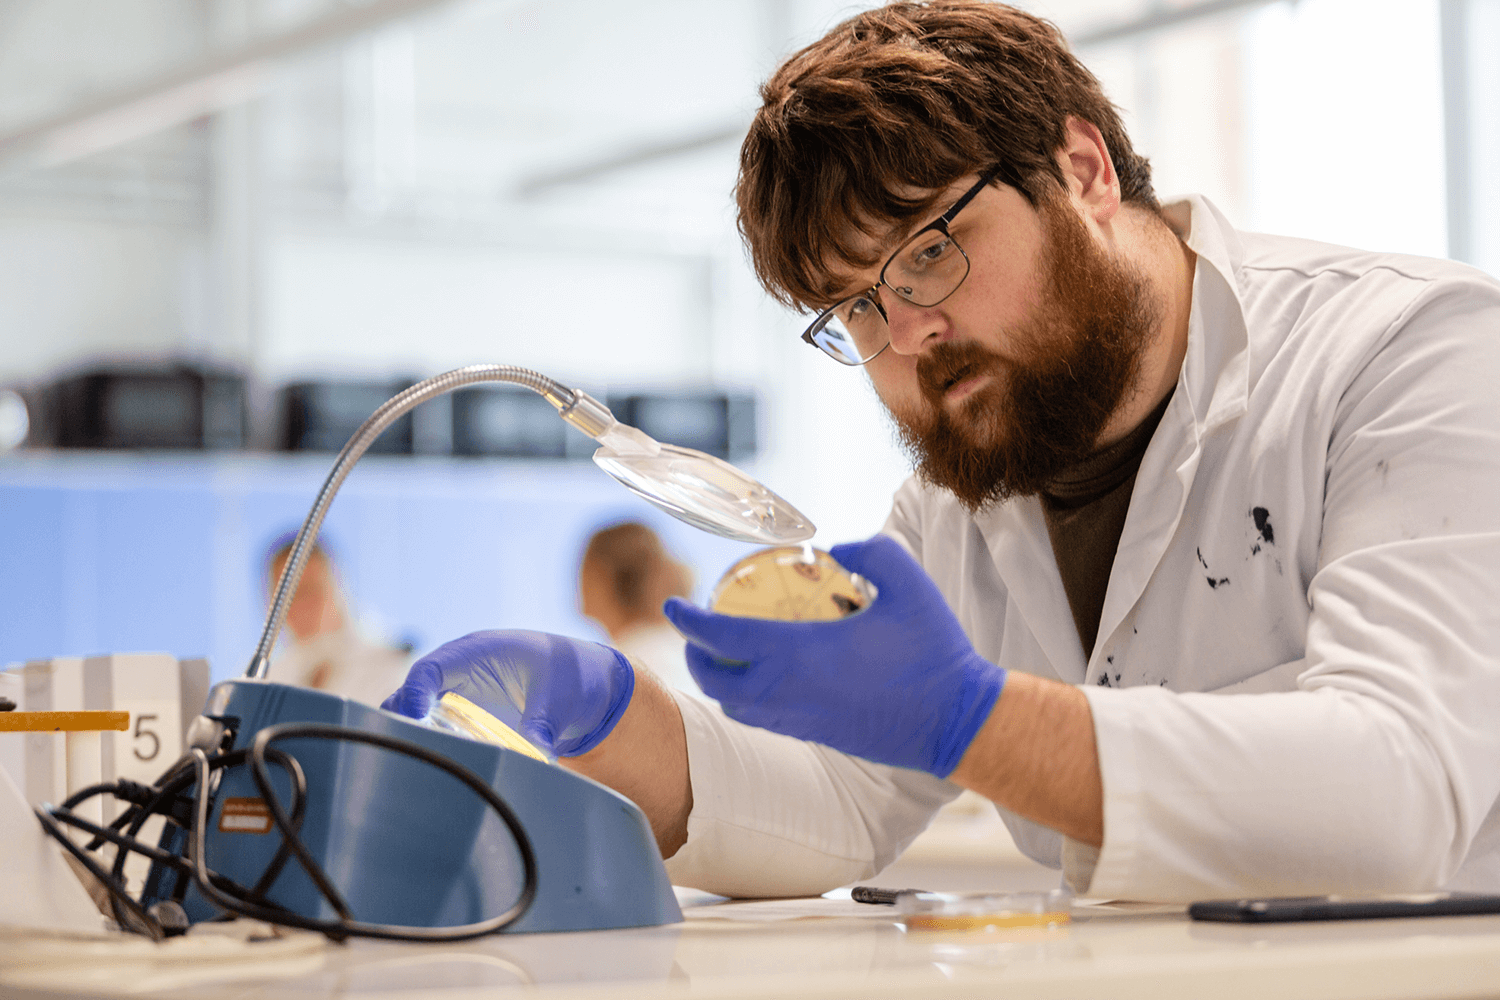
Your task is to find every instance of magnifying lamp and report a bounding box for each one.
[246,364,815,680]
[37,365,815,942]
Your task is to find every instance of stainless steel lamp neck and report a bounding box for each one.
[246,365,610,680]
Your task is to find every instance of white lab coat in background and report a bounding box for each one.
[663,196,1500,902]
[271,624,413,709]
[615,622,697,695]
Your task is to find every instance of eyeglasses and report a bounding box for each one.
[801,165,1004,366]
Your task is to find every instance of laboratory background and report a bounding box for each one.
[1,0,1496,685]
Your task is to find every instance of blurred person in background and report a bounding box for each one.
[265,532,412,706]
[579,521,697,694]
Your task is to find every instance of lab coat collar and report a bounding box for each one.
[1165,194,1251,434]
[1094,195,1253,669]
[973,195,1255,681]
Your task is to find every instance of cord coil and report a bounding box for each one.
[37,722,537,942]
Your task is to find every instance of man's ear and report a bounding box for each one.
[1056,116,1121,225]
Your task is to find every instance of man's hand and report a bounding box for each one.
[382,629,633,758]
[664,534,1006,777]
[383,630,693,855]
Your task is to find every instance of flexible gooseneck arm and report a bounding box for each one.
[245,364,637,680]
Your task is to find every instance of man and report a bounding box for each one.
[385,1,1500,901]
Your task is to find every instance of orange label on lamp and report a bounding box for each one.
[218,797,273,834]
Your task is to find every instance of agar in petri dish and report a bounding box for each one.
[897,890,1073,931]
[426,692,551,763]
[709,546,875,622]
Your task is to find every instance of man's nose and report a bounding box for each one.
[881,287,949,355]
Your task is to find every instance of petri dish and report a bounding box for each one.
[709,546,876,622]
[426,692,552,763]
[897,890,1073,931]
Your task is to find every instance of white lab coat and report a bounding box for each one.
[663,196,1500,902]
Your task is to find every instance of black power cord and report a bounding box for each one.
[37,722,537,943]
[37,746,309,940]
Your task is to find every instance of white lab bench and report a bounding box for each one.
[11,783,1500,999]
[4,889,1500,1000]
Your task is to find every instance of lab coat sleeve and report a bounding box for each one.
[662,689,962,897]
[885,479,1074,873]
[1083,280,1500,901]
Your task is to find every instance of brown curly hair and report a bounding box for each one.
[736,0,1156,311]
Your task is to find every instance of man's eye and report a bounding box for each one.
[837,297,875,322]
[908,236,954,267]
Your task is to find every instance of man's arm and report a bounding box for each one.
[949,671,1103,847]
[381,630,693,858]
[558,665,692,857]
[381,627,960,888]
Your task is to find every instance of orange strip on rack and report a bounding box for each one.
[0,710,131,732]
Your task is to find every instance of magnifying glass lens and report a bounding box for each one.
[594,444,815,546]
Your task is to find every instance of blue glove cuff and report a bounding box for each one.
[554,647,636,757]
[929,661,1007,778]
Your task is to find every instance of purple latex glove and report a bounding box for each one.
[664,534,1005,777]
[381,629,633,757]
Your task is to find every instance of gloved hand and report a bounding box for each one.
[664,534,1005,777]
[380,630,634,758]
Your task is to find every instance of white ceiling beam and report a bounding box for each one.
[514,120,749,200]
[516,0,1285,198]
[0,0,461,172]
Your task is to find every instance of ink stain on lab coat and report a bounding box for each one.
[1251,507,1275,554]
[1247,508,1283,573]
[1196,547,1230,589]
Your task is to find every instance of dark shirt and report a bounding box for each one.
[1040,390,1175,657]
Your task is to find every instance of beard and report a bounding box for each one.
[887,191,1163,512]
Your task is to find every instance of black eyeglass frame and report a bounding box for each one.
[800,164,1008,366]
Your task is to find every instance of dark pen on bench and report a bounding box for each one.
[851,886,927,905]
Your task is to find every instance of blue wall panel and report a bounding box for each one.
[2,486,68,654]
[0,454,751,684]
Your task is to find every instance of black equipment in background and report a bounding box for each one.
[450,386,572,458]
[606,391,756,461]
[278,379,415,454]
[48,365,246,450]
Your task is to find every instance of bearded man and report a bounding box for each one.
[386,1,1500,901]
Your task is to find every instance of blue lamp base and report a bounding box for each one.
[144,680,682,935]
